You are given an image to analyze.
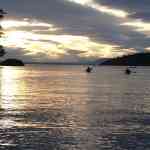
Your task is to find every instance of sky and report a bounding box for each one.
[0,0,150,63]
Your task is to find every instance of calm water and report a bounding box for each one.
[0,65,150,150]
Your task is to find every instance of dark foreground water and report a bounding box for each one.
[0,65,150,150]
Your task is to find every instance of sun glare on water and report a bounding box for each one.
[0,67,27,110]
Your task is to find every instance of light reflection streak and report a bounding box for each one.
[0,67,27,130]
[0,67,26,110]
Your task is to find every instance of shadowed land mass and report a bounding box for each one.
[101,53,150,66]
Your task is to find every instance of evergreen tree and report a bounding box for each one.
[0,9,6,57]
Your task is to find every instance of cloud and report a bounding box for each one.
[1,0,150,62]
[95,0,150,21]
[65,0,128,18]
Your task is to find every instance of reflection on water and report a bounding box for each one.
[1,67,27,110]
[0,65,150,149]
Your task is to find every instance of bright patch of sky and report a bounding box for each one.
[1,19,123,61]
[66,0,128,18]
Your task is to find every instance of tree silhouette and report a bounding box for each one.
[0,9,6,57]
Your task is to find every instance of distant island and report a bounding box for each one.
[0,59,25,66]
[101,53,150,66]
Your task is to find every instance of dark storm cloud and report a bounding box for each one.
[95,0,150,21]
[1,0,93,20]
[95,0,150,12]
[1,0,125,44]
[129,12,150,21]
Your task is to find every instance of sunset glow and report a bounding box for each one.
[0,0,149,62]
[1,19,123,61]
[1,1,150,149]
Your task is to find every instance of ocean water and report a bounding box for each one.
[0,65,150,150]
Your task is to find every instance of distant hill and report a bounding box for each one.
[0,59,25,66]
[94,58,108,65]
[101,53,150,66]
